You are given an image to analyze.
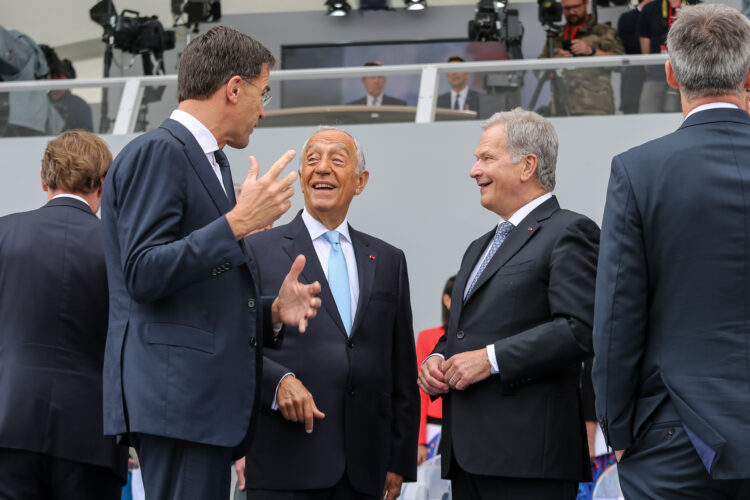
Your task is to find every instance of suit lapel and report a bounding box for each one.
[160,119,232,215]
[281,214,348,337]
[349,227,375,337]
[464,196,559,303]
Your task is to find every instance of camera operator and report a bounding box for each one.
[539,0,624,115]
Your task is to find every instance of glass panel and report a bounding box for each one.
[134,82,179,133]
[0,85,123,137]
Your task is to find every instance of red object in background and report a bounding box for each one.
[416,326,445,445]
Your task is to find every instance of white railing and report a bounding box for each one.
[0,54,669,134]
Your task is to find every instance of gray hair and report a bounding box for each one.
[480,108,557,192]
[177,26,276,101]
[300,126,367,174]
[667,4,750,101]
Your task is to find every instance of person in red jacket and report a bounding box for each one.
[416,275,455,465]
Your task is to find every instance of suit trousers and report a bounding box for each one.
[449,455,578,500]
[246,469,378,500]
[0,447,122,500]
[131,433,232,500]
[618,404,750,500]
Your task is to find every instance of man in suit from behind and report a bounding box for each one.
[346,61,407,106]
[0,130,129,499]
[593,5,750,498]
[436,56,480,112]
[101,26,321,500]
[236,127,419,500]
[419,108,599,500]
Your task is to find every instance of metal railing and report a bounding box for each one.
[0,54,670,135]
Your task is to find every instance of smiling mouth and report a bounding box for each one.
[312,183,336,190]
[477,180,491,190]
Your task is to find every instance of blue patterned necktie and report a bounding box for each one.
[464,221,515,300]
[324,231,352,335]
[214,149,236,206]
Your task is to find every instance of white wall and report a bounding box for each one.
[0,113,682,333]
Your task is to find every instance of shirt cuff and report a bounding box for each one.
[272,322,283,333]
[486,345,499,375]
[271,372,295,410]
[421,353,445,368]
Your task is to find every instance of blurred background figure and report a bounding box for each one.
[40,44,94,132]
[416,275,455,466]
[347,61,407,106]
[0,25,63,136]
[616,0,654,114]
[437,57,480,112]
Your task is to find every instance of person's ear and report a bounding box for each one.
[665,60,679,90]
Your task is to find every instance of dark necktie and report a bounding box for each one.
[454,94,460,110]
[214,149,236,207]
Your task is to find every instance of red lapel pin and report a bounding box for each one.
[528,226,533,231]
[369,254,375,260]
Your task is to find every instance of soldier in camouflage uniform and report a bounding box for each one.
[540,0,624,115]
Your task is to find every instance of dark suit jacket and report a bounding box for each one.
[243,212,419,496]
[101,119,279,449]
[434,196,598,482]
[0,197,129,479]
[436,89,481,112]
[593,107,750,479]
[346,94,407,106]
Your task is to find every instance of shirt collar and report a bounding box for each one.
[170,109,220,155]
[685,102,739,120]
[301,209,351,244]
[51,193,88,205]
[503,192,553,227]
[452,87,469,99]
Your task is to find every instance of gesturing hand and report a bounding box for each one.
[226,151,297,240]
[276,375,325,433]
[273,255,322,333]
[382,472,403,500]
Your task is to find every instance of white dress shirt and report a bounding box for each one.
[301,209,360,320]
[367,94,383,107]
[450,87,469,111]
[51,193,88,205]
[169,109,226,194]
[272,210,361,411]
[685,101,739,120]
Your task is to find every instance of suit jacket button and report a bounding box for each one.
[456,330,465,339]
[347,339,353,348]
[249,337,257,347]
[247,298,255,309]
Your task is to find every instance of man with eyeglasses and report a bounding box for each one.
[539,0,624,115]
[101,26,322,500]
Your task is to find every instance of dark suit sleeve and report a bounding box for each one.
[592,155,649,450]
[388,251,420,481]
[261,296,284,349]
[112,140,246,303]
[494,216,599,382]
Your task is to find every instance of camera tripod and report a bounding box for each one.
[528,25,571,117]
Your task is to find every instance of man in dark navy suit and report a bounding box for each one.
[419,109,598,500]
[235,127,419,500]
[346,62,407,106]
[436,56,481,113]
[0,130,129,499]
[593,5,750,498]
[101,26,321,500]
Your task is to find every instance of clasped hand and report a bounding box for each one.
[417,349,491,395]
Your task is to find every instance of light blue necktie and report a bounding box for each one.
[324,231,352,335]
[464,221,515,300]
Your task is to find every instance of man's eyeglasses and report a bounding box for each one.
[242,77,272,106]
[562,3,585,10]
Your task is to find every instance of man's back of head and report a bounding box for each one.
[668,4,750,101]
